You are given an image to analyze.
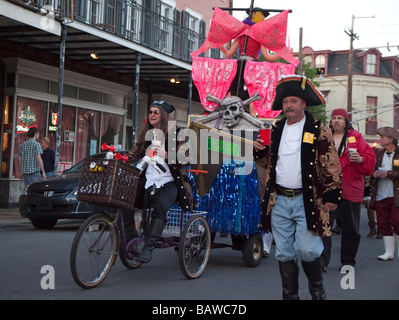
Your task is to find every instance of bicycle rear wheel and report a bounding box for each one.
[70,213,118,289]
[179,215,211,279]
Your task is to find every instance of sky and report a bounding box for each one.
[231,0,399,57]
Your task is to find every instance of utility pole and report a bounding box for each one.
[346,15,356,121]
[298,27,303,75]
[345,14,375,121]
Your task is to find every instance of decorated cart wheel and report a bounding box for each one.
[178,215,211,279]
[242,233,263,268]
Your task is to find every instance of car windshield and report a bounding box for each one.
[63,153,109,174]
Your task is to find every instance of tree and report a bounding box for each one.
[299,60,328,123]
[260,55,328,123]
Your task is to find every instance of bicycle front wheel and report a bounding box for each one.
[179,215,211,279]
[70,213,118,289]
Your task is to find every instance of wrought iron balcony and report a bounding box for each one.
[8,0,206,62]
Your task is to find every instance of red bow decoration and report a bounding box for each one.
[191,8,298,66]
[115,153,128,162]
[101,143,115,152]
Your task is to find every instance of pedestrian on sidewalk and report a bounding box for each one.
[322,108,376,271]
[363,175,381,238]
[254,75,342,300]
[40,137,55,178]
[19,127,46,187]
[370,126,399,261]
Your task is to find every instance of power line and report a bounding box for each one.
[351,102,398,114]
[351,103,399,124]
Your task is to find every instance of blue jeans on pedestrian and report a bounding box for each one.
[45,171,54,178]
[271,194,324,262]
[23,171,42,187]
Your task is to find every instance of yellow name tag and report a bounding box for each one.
[348,136,356,143]
[394,159,399,166]
[303,132,314,144]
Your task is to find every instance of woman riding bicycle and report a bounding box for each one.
[125,100,193,263]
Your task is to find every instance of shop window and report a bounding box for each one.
[366,54,377,75]
[365,96,378,135]
[75,108,101,164]
[315,55,326,75]
[394,96,399,130]
[78,87,102,104]
[18,74,49,93]
[1,96,13,178]
[13,97,47,179]
[50,81,78,99]
[49,81,58,95]
[6,73,15,87]
[101,113,122,149]
[103,93,124,108]
[303,56,313,67]
[48,103,76,173]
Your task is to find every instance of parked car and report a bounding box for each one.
[19,151,128,229]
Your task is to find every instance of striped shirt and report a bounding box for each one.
[19,139,43,174]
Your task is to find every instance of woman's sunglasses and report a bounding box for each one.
[149,110,160,115]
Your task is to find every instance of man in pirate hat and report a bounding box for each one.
[370,126,399,261]
[254,75,342,300]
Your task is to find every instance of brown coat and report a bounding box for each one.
[127,126,193,212]
[369,145,399,209]
[255,111,342,236]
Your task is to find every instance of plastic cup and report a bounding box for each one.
[259,128,271,146]
[147,140,161,157]
[348,148,357,160]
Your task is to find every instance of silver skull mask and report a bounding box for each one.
[221,96,244,128]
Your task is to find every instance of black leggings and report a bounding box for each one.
[145,181,178,222]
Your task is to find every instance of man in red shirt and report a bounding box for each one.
[322,108,376,270]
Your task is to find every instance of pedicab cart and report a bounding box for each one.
[187,92,274,267]
[186,3,299,267]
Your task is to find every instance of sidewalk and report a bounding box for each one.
[0,207,31,228]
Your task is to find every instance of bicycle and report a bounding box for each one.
[70,158,211,289]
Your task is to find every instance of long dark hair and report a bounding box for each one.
[134,108,170,151]
[330,118,353,156]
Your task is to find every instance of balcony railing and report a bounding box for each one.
[9,0,206,62]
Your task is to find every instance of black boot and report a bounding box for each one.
[278,260,300,300]
[122,209,139,243]
[301,258,327,300]
[137,218,165,263]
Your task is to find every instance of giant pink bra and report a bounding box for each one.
[191,8,299,67]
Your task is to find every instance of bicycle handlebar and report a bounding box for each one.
[187,169,209,175]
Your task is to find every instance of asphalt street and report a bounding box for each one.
[0,206,398,301]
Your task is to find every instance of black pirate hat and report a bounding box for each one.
[272,75,326,110]
[150,100,175,114]
[245,7,270,18]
